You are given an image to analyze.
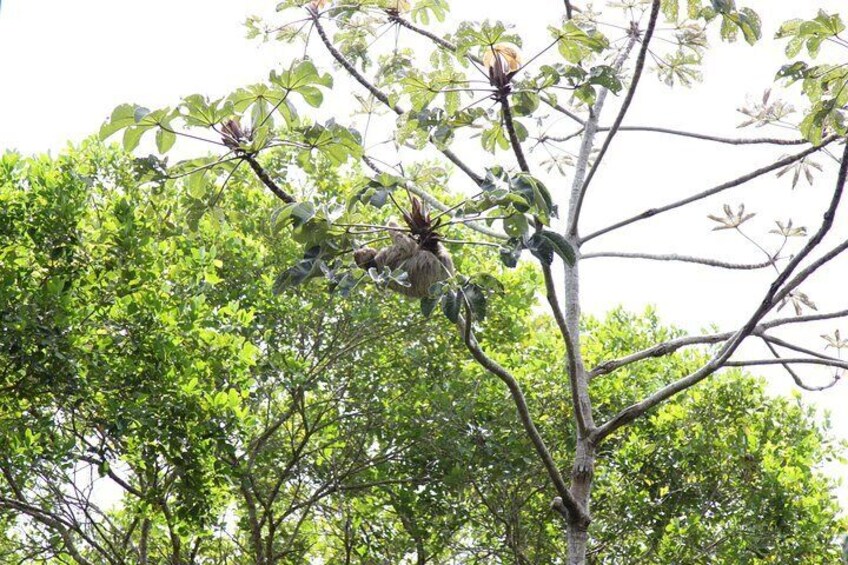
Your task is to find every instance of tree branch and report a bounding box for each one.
[459,311,590,527]
[311,9,484,186]
[759,339,842,392]
[589,309,848,379]
[581,136,838,244]
[725,357,848,370]
[569,0,661,236]
[547,126,811,146]
[581,251,773,270]
[542,265,591,437]
[501,94,530,173]
[241,152,296,204]
[591,139,848,442]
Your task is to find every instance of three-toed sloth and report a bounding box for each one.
[353,198,454,298]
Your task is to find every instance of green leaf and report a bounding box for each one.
[537,230,576,265]
[155,128,177,154]
[462,284,487,321]
[441,290,460,323]
[421,297,438,318]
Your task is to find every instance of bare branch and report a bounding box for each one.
[547,126,811,146]
[582,136,839,244]
[760,339,842,392]
[589,309,848,379]
[542,265,591,436]
[459,310,590,527]
[543,97,587,125]
[589,332,732,378]
[761,307,848,330]
[389,13,480,62]
[725,357,848,370]
[569,0,661,236]
[591,140,848,442]
[581,251,774,270]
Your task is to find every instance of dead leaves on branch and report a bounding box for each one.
[821,330,848,351]
[778,291,818,316]
[776,155,823,189]
[707,203,756,231]
[770,219,807,238]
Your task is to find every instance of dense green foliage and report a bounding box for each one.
[1,144,844,563]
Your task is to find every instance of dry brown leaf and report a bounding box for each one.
[483,43,522,73]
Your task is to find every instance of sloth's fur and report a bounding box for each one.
[354,199,454,298]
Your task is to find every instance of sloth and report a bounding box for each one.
[353,197,454,298]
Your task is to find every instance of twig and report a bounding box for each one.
[581,251,773,270]
[591,139,848,443]
[569,0,661,236]
[581,136,839,244]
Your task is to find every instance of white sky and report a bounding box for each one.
[0,0,846,509]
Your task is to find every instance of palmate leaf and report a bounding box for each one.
[551,21,609,65]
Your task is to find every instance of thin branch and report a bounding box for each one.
[569,0,661,236]
[591,139,848,443]
[311,8,402,114]
[501,94,530,173]
[760,339,842,392]
[761,307,848,330]
[459,309,589,527]
[546,126,811,146]
[542,265,590,437]
[542,97,587,125]
[581,136,839,244]
[311,9,484,186]
[589,332,732,378]
[589,309,848,379]
[389,13,480,62]
[760,334,838,362]
[581,251,774,270]
[241,152,296,204]
[361,155,507,240]
[725,357,848,370]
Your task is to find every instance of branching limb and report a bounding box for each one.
[542,265,591,437]
[547,126,812,146]
[591,140,848,443]
[459,309,590,527]
[759,339,842,391]
[241,152,296,204]
[581,251,774,270]
[582,136,839,244]
[361,155,507,240]
[501,94,530,173]
[565,35,639,240]
[589,310,848,379]
[389,13,479,61]
[589,332,733,378]
[310,9,484,186]
[760,334,839,362]
[569,0,661,237]
[725,357,848,370]
[761,308,848,330]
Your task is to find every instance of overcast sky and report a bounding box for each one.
[1,0,846,507]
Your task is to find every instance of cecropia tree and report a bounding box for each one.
[98,0,848,562]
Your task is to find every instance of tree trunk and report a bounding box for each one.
[567,438,596,565]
